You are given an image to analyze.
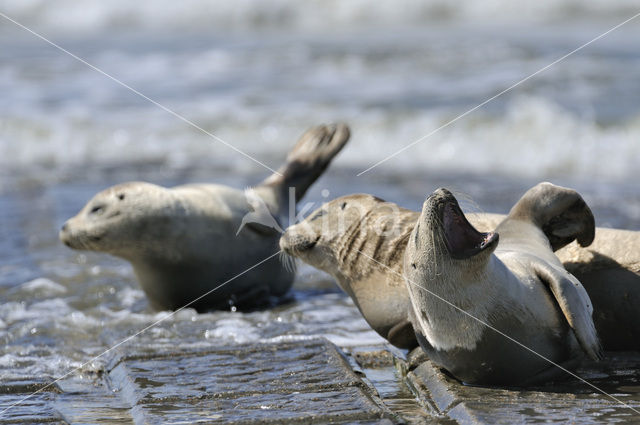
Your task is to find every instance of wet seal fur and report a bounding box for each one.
[280,183,640,352]
[404,186,601,386]
[60,124,350,311]
[279,192,502,348]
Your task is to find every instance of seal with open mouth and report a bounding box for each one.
[404,187,602,386]
[279,193,502,348]
[281,182,640,353]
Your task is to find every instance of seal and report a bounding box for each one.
[60,124,350,311]
[403,185,602,386]
[279,193,502,348]
[556,228,640,351]
[281,182,640,351]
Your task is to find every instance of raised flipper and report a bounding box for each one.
[508,182,595,251]
[534,261,603,361]
[261,123,350,203]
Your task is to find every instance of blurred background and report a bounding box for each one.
[1,1,640,191]
[0,1,639,420]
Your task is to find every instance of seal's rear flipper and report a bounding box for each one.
[262,124,350,203]
[508,182,595,251]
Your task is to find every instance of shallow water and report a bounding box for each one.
[1,169,639,422]
[1,2,640,423]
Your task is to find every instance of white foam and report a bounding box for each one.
[3,97,639,184]
[19,278,67,296]
[64,310,101,328]
[0,354,15,368]
[1,299,71,324]
[117,287,146,308]
[357,96,640,181]
[205,317,261,344]
[324,331,387,348]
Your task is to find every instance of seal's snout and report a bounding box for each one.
[433,187,454,199]
[279,228,300,254]
[279,230,292,253]
[279,227,319,254]
[424,188,457,212]
[59,221,74,247]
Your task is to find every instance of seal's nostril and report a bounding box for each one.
[61,223,68,232]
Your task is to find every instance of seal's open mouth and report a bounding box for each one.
[442,202,498,259]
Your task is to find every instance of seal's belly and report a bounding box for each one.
[131,237,294,311]
[415,319,573,386]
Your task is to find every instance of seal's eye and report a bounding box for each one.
[341,202,347,210]
[90,205,105,215]
[117,193,125,200]
[309,210,325,221]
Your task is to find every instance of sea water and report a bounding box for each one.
[0,1,639,422]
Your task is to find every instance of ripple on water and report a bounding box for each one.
[16,278,67,297]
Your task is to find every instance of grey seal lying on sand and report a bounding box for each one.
[280,182,640,351]
[404,186,601,386]
[60,124,350,311]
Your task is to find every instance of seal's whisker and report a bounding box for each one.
[429,228,436,279]
[423,211,437,280]
[433,217,446,276]
[429,214,440,280]
[431,212,449,279]
[279,250,298,273]
[430,224,441,280]
[434,230,443,278]
[451,190,486,215]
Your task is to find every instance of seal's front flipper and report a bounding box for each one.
[261,123,350,203]
[228,284,272,310]
[534,261,603,361]
[508,182,595,251]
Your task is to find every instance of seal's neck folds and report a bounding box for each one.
[403,188,499,350]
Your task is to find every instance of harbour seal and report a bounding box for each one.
[403,186,601,385]
[281,182,640,351]
[279,192,502,348]
[557,228,640,351]
[60,124,350,311]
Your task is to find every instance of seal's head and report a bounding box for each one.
[279,194,390,273]
[405,188,499,281]
[59,182,167,257]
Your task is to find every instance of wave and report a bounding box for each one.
[1,96,639,188]
[1,0,639,35]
